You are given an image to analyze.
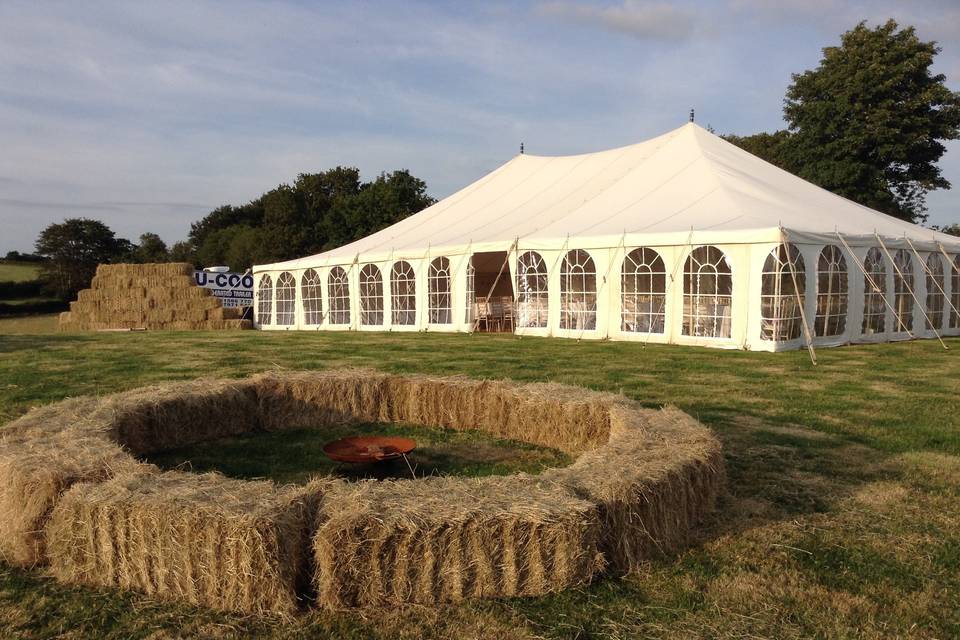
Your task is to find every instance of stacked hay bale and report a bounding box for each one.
[58,263,251,331]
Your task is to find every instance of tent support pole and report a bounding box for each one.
[905,237,960,333]
[780,228,817,365]
[835,232,909,339]
[474,238,518,333]
[874,234,947,349]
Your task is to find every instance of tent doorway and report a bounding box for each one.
[469,251,515,332]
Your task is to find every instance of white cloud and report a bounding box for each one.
[536,1,695,40]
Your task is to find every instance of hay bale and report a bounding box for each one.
[254,369,394,431]
[313,475,602,608]
[45,471,335,615]
[60,262,248,332]
[104,378,261,456]
[542,405,724,574]
[0,397,149,567]
[254,370,613,454]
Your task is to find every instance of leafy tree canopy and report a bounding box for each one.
[188,167,434,271]
[724,20,960,224]
[131,232,169,263]
[34,218,131,298]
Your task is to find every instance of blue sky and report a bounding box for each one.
[1,0,959,254]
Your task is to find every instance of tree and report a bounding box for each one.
[933,223,960,237]
[180,166,434,267]
[168,241,197,264]
[721,130,792,170]
[781,20,960,222]
[188,203,264,251]
[132,232,169,263]
[34,218,130,298]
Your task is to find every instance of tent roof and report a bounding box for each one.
[258,122,960,271]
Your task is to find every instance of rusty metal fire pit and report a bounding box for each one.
[323,435,416,464]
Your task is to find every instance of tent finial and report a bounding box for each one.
[520,142,524,155]
[689,108,695,123]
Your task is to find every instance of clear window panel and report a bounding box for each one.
[682,246,732,338]
[760,243,805,341]
[516,251,548,328]
[301,268,323,325]
[952,256,960,330]
[814,245,847,337]
[621,247,665,334]
[257,274,273,326]
[560,249,597,331]
[862,248,887,335]
[428,257,452,324]
[391,261,416,325]
[275,272,296,326]
[925,254,945,330]
[328,266,351,325]
[359,264,384,326]
[893,249,914,332]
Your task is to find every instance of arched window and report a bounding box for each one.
[275,272,296,326]
[952,256,960,330]
[465,256,475,324]
[862,248,886,335]
[359,264,384,326]
[428,257,452,324]
[925,254,945,331]
[621,247,665,334]
[516,251,548,328]
[760,243,805,341]
[560,249,597,331]
[682,246,732,338]
[892,249,914,332]
[257,274,273,326]
[301,268,323,325]
[328,266,351,325]
[391,261,416,326]
[814,245,847,337]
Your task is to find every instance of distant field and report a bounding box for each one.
[0,314,58,333]
[0,261,41,282]
[0,330,958,639]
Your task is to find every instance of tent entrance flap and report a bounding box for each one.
[470,251,515,333]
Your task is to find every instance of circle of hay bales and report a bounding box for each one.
[0,369,724,615]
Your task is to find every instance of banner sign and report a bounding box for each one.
[193,271,254,308]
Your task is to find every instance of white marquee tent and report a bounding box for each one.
[252,122,960,352]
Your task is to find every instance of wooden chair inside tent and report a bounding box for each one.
[489,298,504,332]
[500,296,515,332]
[475,297,496,332]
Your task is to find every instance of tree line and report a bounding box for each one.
[20,19,960,301]
[28,168,434,299]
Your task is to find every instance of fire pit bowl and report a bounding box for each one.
[323,435,416,463]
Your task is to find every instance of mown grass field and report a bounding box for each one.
[1,328,958,639]
[0,261,41,283]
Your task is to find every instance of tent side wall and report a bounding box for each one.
[252,239,960,350]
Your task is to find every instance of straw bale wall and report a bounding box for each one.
[58,263,251,331]
[0,369,723,614]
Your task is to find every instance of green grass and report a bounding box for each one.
[0,261,41,282]
[0,314,59,334]
[148,422,571,484]
[1,329,959,639]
